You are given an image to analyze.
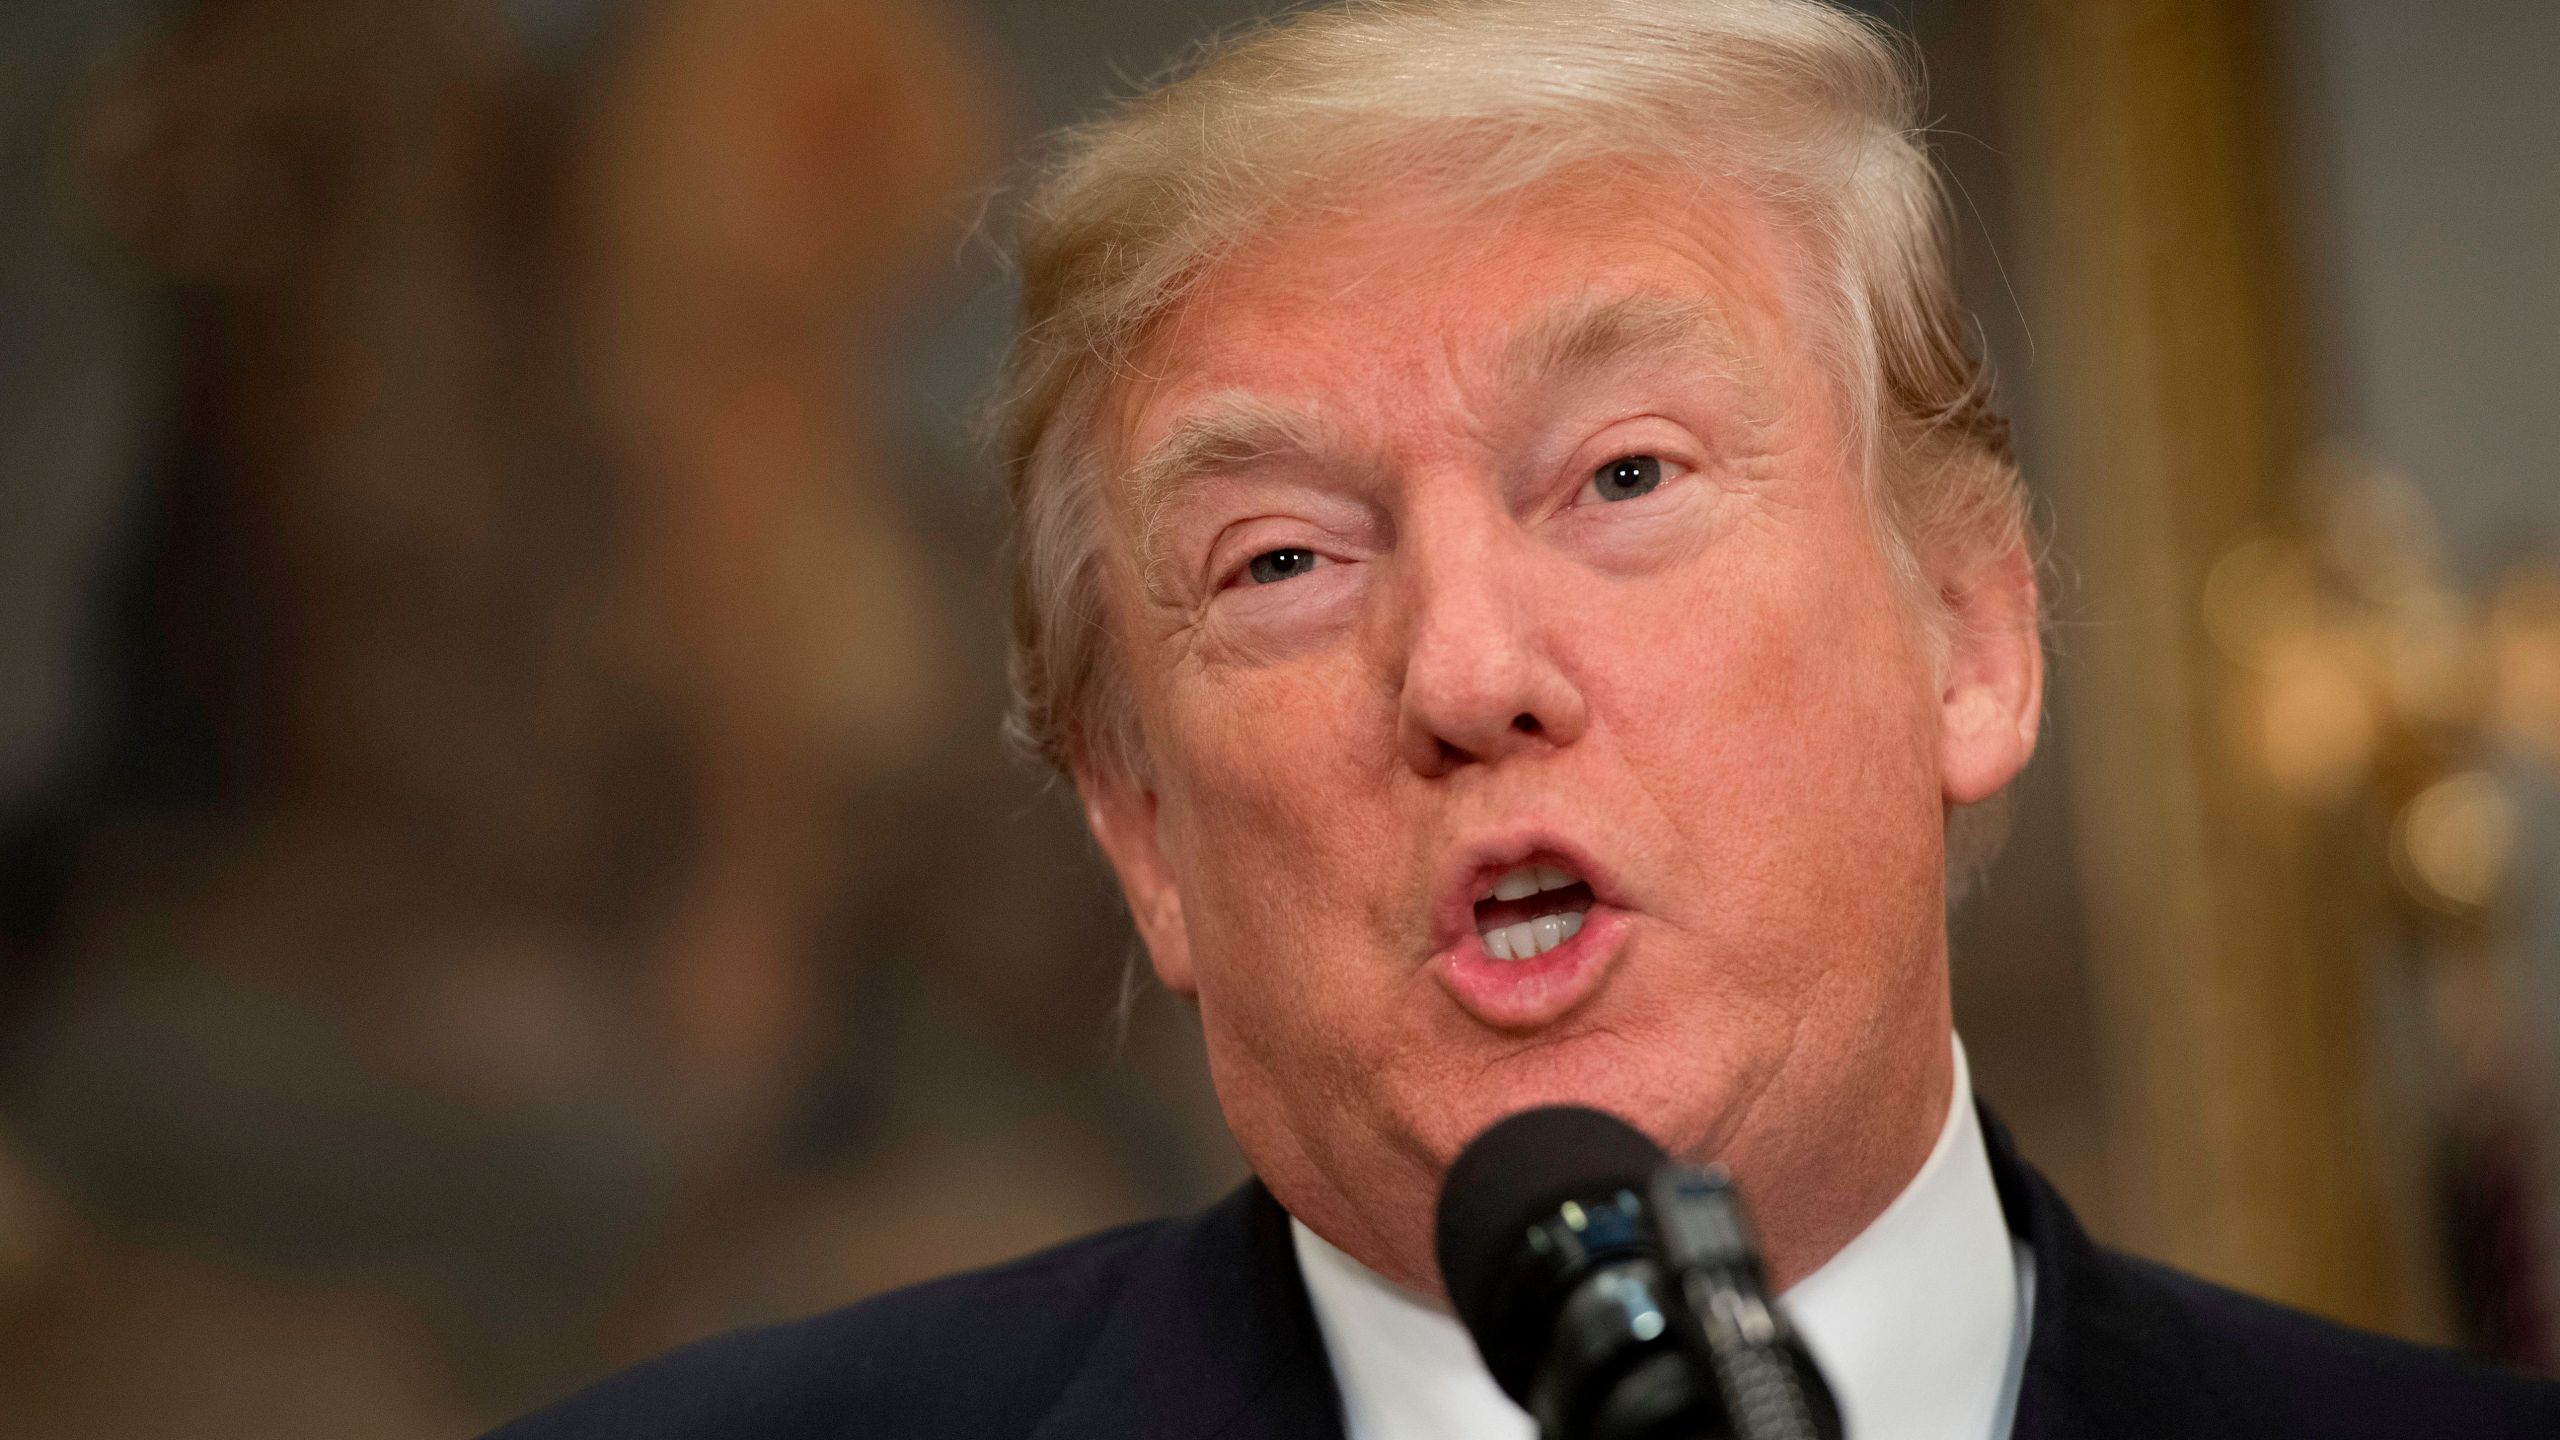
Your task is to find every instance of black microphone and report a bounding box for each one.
[1434,1106,1841,1440]
[1647,1166,1842,1440]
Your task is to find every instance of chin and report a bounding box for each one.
[1395,1023,1746,1171]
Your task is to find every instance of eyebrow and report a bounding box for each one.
[1129,294,1729,491]
[1125,394,1341,580]
[1119,293,1745,591]
[1500,291,1743,393]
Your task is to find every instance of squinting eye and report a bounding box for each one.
[1245,547,1322,585]
[1591,454,1664,502]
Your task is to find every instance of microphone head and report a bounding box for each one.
[1434,1105,1669,1400]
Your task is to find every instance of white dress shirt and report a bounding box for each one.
[1291,1034,2034,1440]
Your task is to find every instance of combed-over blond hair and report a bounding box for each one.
[996,0,2030,885]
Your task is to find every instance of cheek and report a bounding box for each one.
[1148,656,1410,994]
[1594,514,1943,916]
[1150,678,1423,1125]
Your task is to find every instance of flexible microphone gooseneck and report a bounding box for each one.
[1433,1106,1843,1440]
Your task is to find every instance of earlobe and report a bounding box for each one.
[1936,543,2044,807]
[1074,766,1198,996]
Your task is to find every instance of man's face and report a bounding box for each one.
[1077,178,2039,1291]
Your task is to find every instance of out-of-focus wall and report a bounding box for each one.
[0,2,1262,1432]
[2285,0,2560,580]
[2283,0,2560,1361]
[0,0,164,811]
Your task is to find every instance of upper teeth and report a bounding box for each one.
[1481,864,1578,902]
[1475,864,1590,962]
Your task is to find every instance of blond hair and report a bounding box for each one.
[997,0,2030,885]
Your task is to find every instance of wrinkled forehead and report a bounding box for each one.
[1095,170,1828,526]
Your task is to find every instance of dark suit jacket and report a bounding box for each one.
[488,1113,2560,1438]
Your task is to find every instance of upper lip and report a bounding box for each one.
[1429,826,1621,954]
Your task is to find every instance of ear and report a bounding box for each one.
[1936,539,2044,807]
[1074,764,1198,997]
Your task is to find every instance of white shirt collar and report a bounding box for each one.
[1290,1034,2029,1440]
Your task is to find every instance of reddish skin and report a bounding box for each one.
[1074,179,2043,1299]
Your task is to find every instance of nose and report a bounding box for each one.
[1392,512,1590,778]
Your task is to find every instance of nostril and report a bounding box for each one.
[1511,713,1541,735]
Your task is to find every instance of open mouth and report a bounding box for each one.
[1471,863,1597,961]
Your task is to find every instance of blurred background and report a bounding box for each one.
[0,0,2551,1433]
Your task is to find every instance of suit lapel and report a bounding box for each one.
[1981,1108,2261,1440]
[1980,1107,2104,1440]
[1029,1180,1347,1440]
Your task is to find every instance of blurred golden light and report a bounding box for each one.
[2203,533,2321,667]
[2253,627,2381,804]
[2489,571,2560,767]
[2317,459,2441,608]
[2379,592,2489,729]
[2209,453,2560,822]
[2391,771,2518,915]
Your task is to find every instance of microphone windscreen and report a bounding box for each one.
[1434,1104,1668,1368]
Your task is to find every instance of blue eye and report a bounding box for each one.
[1246,547,1321,584]
[1592,455,1663,501]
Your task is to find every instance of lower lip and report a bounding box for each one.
[1432,906,1631,1031]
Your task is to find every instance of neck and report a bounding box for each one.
[1278,1024,1960,1304]
[1754,1026,1957,1294]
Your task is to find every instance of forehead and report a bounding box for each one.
[1104,174,1816,489]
